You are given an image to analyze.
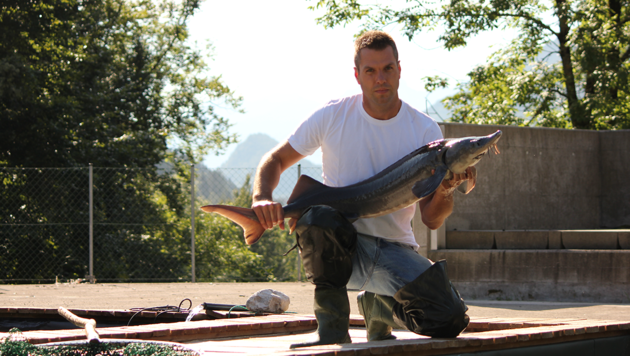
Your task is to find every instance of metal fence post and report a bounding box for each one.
[88,164,95,284]
[297,164,301,282]
[191,164,196,283]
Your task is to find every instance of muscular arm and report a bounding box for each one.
[419,168,472,230]
[252,140,305,230]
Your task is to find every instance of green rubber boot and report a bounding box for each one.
[290,286,352,348]
[357,291,399,341]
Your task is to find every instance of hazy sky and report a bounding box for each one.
[187,0,516,167]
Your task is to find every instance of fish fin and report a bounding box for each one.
[412,167,447,198]
[287,175,330,204]
[288,218,297,234]
[457,166,477,194]
[200,205,265,245]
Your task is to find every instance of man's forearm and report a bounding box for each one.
[420,167,475,229]
[251,142,305,230]
[253,152,283,203]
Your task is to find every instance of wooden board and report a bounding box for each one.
[1,311,629,356]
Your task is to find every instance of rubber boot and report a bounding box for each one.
[290,285,352,348]
[391,260,469,338]
[357,291,398,341]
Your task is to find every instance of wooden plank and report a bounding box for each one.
[5,313,630,355]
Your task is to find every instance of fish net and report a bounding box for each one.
[0,329,199,356]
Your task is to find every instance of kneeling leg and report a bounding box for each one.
[391,260,469,338]
[290,206,357,349]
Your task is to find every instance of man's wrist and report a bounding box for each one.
[436,183,456,200]
[252,193,272,204]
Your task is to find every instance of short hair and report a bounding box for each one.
[354,30,399,69]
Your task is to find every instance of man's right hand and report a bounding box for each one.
[251,140,305,231]
[252,200,285,230]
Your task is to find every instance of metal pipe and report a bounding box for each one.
[88,164,94,284]
[191,164,196,283]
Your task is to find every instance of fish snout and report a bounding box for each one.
[445,130,502,173]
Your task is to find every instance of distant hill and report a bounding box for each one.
[195,164,238,204]
[217,133,321,203]
[157,161,238,204]
[221,133,317,168]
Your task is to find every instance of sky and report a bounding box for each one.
[187,0,517,168]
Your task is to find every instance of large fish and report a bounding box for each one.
[201,130,502,245]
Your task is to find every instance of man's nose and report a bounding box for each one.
[376,70,386,83]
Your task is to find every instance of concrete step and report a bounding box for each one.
[446,230,630,249]
[429,249,630,303]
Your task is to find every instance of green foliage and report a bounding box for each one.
[250,227,301,282]
[0,340,197,356]
[310,0,630,130]
[0,0,300,283]
[231,175,255,209]
[195,212,272,282]
[232,175,301,281]
[0,0,247,282]
[0,167,196,282]
[194,175,301,282]
[0,0,241,168]
[443,41,570,128]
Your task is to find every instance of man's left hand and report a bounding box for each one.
[441,166,476,195]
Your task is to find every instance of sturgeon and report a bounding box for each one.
[201,130,502,245]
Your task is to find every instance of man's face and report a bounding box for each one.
[354,46,401,109]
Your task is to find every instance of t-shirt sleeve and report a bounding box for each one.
[287,106,326,156]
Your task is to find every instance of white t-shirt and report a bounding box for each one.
[288,94,443,248]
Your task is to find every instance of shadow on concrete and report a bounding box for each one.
[467,300,603,311]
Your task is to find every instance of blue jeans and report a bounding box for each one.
[347,233,434,296]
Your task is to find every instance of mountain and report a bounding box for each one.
[217,133,321,204]
[195,164,238,204]
[221,133,317,168]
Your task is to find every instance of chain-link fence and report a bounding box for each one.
[0,165,322,283]
[195,165,323,206]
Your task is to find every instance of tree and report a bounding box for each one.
[193,174,300,282]
[233,176,300,281]
[309,0,630,129]
[0,0,241,168]
[0,0,242,282]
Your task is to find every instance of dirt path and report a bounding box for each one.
[2,282,630,321]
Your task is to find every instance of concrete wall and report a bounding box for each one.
[409,124,630,302]
[599,131,630,228]
[438,124,630,231]
[430,249,630,303]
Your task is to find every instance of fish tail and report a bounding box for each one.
[200,205,265,245]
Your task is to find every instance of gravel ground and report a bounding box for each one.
[2,282,630,321]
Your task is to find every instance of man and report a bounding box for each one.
[252,31,470,348]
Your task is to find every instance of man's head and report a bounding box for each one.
[353,31,401,119]
[354,31,399,71]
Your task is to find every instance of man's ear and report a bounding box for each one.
[398,61,401,78]
[354,67,360,84]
